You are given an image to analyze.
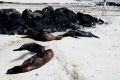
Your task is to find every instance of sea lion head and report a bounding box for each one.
[6,66,23,74]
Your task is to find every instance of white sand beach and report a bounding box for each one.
[0,1,120,80]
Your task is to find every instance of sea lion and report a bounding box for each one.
[21,32,63,41]
[13,42,45,53]
[60,30,99,38]
[6,49,54,74]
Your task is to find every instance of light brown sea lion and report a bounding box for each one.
[13,42,45,53]
[7,49,54,74]
[21,32,63,41]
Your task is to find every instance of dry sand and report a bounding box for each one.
[0,3,120,80]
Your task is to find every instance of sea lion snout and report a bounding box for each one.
[7,66,22,74]
[7,69,15,74]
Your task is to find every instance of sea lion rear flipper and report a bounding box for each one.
[13,48,20,51]
[92,35,100,39]
[13,48,25,51]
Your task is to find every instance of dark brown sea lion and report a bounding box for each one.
[60,30,99,38]
[13,42,45,53]
[21,32,63,41]
[7,49,54,74]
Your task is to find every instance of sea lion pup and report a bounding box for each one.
[6,49,54,74]
[21,32,63,41]
[13,42,45,53]
[60,30,99,38]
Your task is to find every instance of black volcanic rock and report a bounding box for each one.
[0,6,105,35]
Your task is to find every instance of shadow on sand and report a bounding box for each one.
[10,52,35,62]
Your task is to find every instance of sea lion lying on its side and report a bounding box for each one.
[60,30,99,38]
[21,32,63,41]
[6,49,54,74]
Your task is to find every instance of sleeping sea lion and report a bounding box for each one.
[60,30,99,38]
[7,49,54,74]
[13,42,45,53]
[21,32,63,41]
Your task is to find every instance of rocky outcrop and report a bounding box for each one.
[0,6,105,35]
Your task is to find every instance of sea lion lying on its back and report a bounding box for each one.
[60,30,99,38]
[13,42,45,53]
[21,32,63,41]
[6,49,54,74]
